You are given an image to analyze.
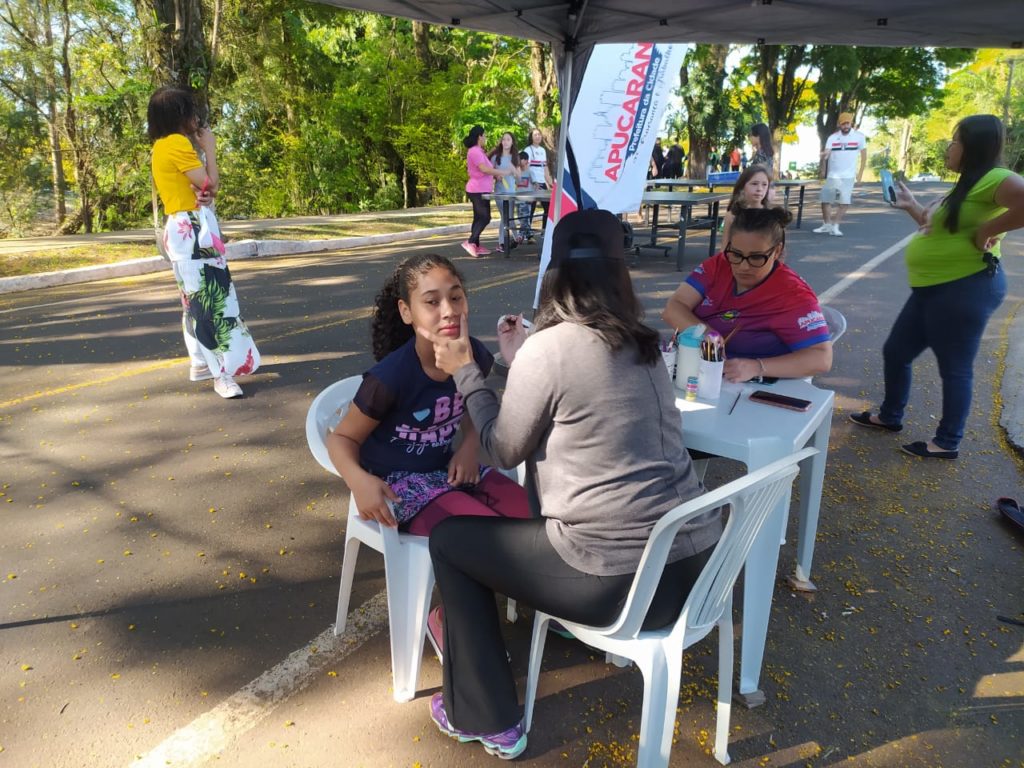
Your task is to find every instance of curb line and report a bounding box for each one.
[0,223,472,296]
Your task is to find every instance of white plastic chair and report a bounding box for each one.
[523,447,816,767]
[306,376,518,702]
[820,305,846,344]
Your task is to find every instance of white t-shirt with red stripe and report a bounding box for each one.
[824,130,867,179]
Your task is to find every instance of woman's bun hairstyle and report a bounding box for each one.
[733,205,792,232]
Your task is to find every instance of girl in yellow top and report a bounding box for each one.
[148,87,259,399]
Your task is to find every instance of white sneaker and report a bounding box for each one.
[813,223,833,234]
[831,225,843,236]
[214,375,243,399]
[189,363,214,382]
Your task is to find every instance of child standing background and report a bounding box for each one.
[325,254,530,655]
[489,132,520,254]
[721,165,772,245]
[148,87,260,399]
[515,151,534,243]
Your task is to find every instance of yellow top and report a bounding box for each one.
[151,134,203,215]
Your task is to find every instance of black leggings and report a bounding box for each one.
[467,192,491,245]
[529,183,550,230]
[429,515,712,733]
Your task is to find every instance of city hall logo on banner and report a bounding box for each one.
[590,43,667,182]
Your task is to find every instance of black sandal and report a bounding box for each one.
[849,411,902,433]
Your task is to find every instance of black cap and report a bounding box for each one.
[549,209,626,268]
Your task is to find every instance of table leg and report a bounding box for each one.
[649,204,661,247]
[708,200,720,257]
[676,205,691,271]
[503,199,511,257]
[796,186,806,228]
[737,442,789,708]
[788,410,833,592]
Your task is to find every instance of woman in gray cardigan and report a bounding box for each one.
[420,209,723,760]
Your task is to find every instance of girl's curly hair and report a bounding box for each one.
[371,254,465,361]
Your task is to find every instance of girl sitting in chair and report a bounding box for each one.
[325,254,530,655]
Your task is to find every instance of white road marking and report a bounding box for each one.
[130,591,389,767]
[817,233,914,305]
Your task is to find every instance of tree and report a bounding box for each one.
[679,44,730,179]
[751,44,810,161]
[132,0,212,117]
[810,46,975,150]
[0,0,69,228]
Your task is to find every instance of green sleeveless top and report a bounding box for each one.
[904,167,1013,287]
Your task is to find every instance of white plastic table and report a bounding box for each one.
[676,378,834,706]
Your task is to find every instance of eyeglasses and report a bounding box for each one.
[723,239,783,268]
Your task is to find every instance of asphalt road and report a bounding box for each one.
[2,186,1023,768]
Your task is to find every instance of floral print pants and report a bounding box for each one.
[163,210,260,378]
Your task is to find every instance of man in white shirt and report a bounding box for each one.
[814,112,867,237]
[524,128,554,236]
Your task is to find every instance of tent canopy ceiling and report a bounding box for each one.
[310,1,1023,49]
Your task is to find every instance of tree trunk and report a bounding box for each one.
[756,45,809,147]
[897,119,913,174]
[133,0,211,118]
[46,107,66,227]
[528,41,558,160]
[412,21,433,71]
[40,0,67,228]
[58,0,92,232]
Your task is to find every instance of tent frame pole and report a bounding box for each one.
[552,45,573,226]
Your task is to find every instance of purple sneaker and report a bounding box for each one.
[430,692,527,760]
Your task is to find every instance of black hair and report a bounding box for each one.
[147,87,198,142]
[488,131,519,164]
[943,114,1004,234]
[727,165,772,214]
[729,206,792,249]
[748,123,774,158]
[518,150,529,161]
[534,210,660,365]
[463,125,485,149]
[371,254,465,361]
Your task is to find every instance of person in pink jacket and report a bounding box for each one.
[462,125,513,258]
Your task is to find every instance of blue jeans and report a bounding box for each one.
[879,266,1007,450]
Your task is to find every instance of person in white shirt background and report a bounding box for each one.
[524,127,554,236]
[814,112,867,237]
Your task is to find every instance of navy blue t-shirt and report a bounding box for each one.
[354,336,494,477]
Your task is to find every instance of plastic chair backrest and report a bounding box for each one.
[306,375,364,478]
[820,305,846,344]
[604,447,816,640]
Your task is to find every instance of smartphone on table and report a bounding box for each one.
[748,390,812,412]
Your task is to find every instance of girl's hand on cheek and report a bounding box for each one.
[416,314,473,375]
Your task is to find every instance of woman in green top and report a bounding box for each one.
[850,115,1024,459]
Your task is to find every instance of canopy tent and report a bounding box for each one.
[310,1,1023,49]
[310,0,1022,286]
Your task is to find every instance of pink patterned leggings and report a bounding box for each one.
[403,471,532,537]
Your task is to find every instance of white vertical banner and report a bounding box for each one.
[534,42,686,305]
